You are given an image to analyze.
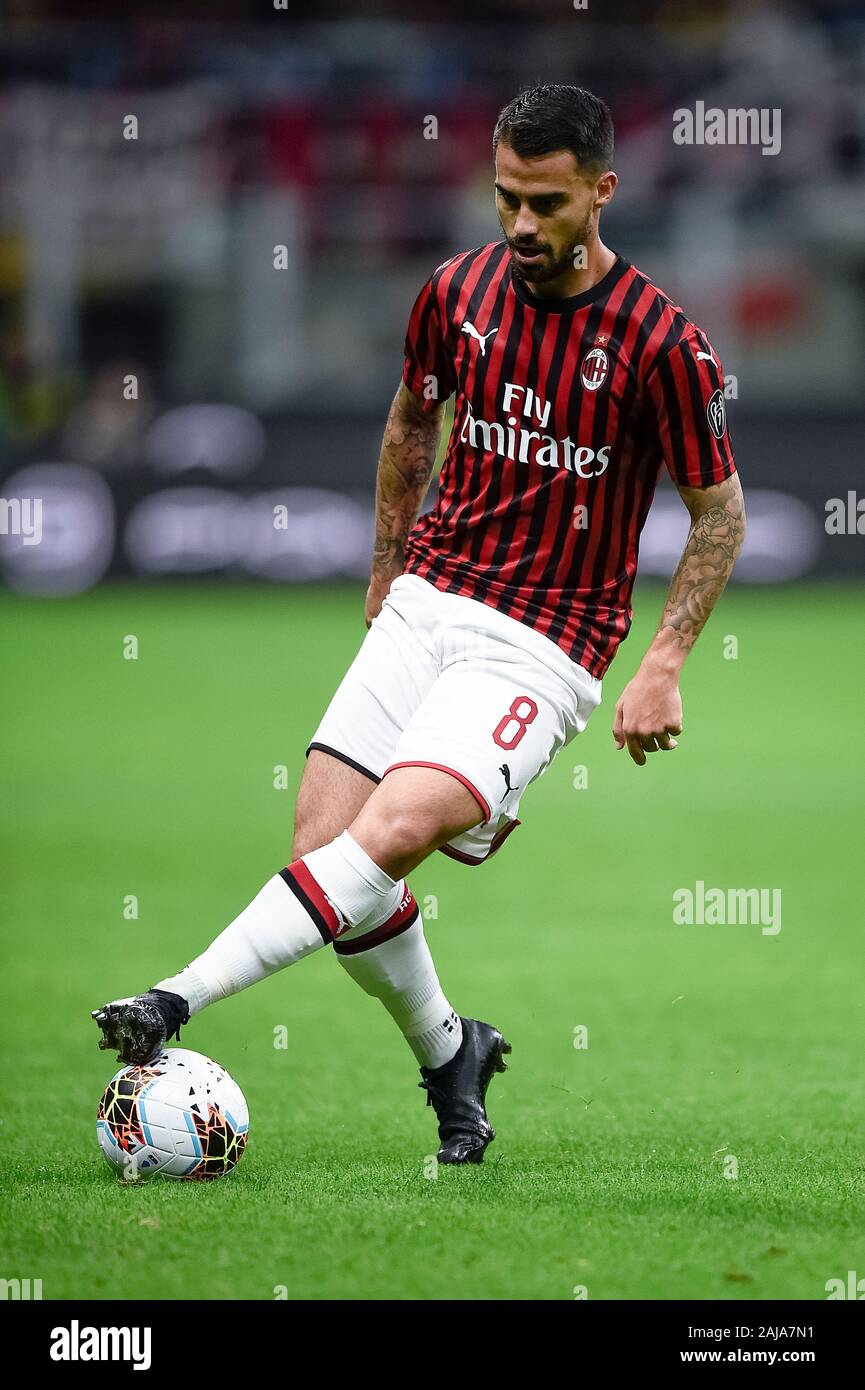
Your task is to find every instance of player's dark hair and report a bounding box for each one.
[493,84,614,174]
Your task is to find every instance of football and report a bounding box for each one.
[96,1048,249,1182]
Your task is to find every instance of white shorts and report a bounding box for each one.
[307,574,602,864]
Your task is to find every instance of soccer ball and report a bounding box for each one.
[96,1047,249,1182]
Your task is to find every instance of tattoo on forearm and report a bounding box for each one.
[659,475,746,652]
[371,384,443,580]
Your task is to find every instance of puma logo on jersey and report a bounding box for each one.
[461,321,498,355]
[696,349,716,364]
[499,763,520,801]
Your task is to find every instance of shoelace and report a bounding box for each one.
[418,1077,443,1108]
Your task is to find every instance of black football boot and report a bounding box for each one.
[418,1017,511,1165]
[91,989,190,1065]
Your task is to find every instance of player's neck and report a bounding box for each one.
[523,239,618,302]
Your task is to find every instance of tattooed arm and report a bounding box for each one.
[613,472,746,766]
[365,383,446,628]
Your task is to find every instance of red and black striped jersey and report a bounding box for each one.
[401,241,736,678]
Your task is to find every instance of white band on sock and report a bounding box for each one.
[335,879,406,944]
[302,830,396,928]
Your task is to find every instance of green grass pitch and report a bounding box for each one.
[1,581,862,1301]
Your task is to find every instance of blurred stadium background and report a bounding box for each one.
[2,1,865,1304]
[1,0,864,591]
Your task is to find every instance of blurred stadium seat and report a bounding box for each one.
[1,3,863,591]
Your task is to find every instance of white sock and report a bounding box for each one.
[303,829,396,924]
[155,830,396,1014]
[335,888,463,1070]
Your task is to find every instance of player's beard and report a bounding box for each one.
[507,217,593,287]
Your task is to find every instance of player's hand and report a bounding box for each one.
[364,576,392,629]
[612,663,683,766]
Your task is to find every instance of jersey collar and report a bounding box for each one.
[509,252,630,314]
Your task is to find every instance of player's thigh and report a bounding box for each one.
[384,644,596,858]
[347,764,485,880]
[292,749,377,858]
[306,578,438,783]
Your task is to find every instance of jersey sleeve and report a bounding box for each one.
[644,331,737,488]
[402,272,456,407]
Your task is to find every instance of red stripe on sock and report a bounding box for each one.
[285,860,344,939]
[333,891,419,956]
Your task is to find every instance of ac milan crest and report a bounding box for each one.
[581,346,609,392]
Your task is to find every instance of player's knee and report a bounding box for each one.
[364,802,454,862]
